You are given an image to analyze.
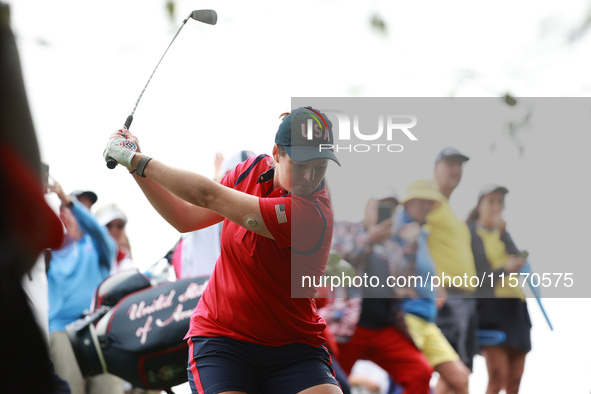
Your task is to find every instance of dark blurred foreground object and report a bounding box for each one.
[67,270,209,392]
[0,2,69,393]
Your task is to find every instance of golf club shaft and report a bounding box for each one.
[107,14,193,169]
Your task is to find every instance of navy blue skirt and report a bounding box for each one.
[477,298,532,353]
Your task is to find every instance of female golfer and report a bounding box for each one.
[466,184,531,394]
[104,107,342,394]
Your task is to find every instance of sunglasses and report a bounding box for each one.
[107,222,125,230]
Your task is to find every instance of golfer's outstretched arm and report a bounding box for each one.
[105,129,226,232]
[131,171,223,233]
[130,153,274,239]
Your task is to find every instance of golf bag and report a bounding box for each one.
[66,269,209,390]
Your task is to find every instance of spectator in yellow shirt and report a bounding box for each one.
[425,147,479,393]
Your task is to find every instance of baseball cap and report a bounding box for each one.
[70,190,98,206]
[275,106,340,165]
[478,184,509,201]
[371,186,399,202]
[402,180,443,204]
[95,203,127,226]
[435,147,470,163]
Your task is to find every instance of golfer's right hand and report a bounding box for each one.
[109,128,142,153]
[104,135,137,168]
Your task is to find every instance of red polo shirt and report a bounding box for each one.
[185,155,333,347]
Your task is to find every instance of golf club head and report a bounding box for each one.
[190,10,217,25]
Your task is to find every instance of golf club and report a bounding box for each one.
[107,9,217,169]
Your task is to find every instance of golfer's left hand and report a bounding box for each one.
[103,134,137,168]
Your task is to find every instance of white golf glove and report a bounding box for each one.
[103,137,137,168]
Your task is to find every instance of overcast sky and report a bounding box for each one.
[9,0,591,392]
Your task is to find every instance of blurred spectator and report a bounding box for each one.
[70,190,98,211]
[467,184,530,394]
[96,203,135,274]
[326,188,433,394]
[396,180,470,394]
[349,365,383,394]
[46,179,124,394]
[94,204,157,394]
[1,4,70,391]
[213,151,224,181]
[424,147,479,393]
[219,150,257,180]
[171,150,256,279]
[21,162,53,342]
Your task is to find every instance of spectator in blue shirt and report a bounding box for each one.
[46,179,123,394]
